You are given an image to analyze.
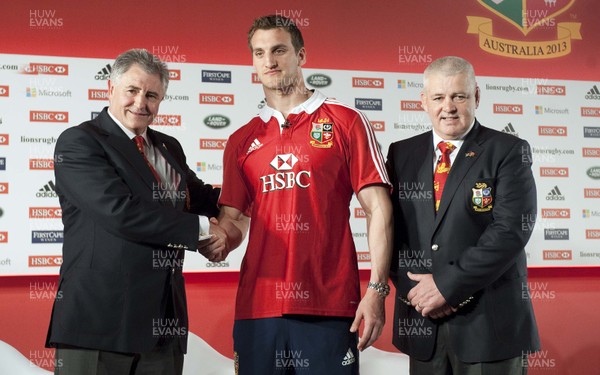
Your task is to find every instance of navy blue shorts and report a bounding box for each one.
[233,315,359,374]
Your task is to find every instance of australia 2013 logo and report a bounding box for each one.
[467,0,581,59]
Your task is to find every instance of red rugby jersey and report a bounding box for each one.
[219,90,390,319]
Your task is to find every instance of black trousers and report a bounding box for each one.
[54,340,183,375]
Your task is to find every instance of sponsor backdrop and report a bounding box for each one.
[1,60,599,274]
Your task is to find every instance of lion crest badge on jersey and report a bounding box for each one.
[309,122,334,148]
[472,182,493,212]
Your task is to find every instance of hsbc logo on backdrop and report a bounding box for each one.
[30,111,68,123]
[0,183,8,194]
[357,252,371,262]
[581,107,600,117]
[400,100,422,111]
[0,86,8,97]
[352,77,384,88]
[537,85,566,96]
[152,115,181,126]
[199,93,234,105]
[543,250,572,261]
[541,209,570,219]
[355,208,366,218]
[168,69,181,80]
[29,159,54,170]
[0,135,8,145]
[21,63,69,75]
[584,188,600,198]
[29,255,62,267]
[586,229,600,239]
[29,207,62,219]
[582,148,600,157]
[538,126,567,136]
[199,139,227,150]
[370,121,385,131]
[0,232,7,243]
[493,104,523,114]
[251,73,261,84]
[88,89,108,100]
[540,167,569,177]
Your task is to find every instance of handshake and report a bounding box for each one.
[197,217,230,263]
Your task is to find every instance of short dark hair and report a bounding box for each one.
[110,48,169,93]
[247,15,304,52]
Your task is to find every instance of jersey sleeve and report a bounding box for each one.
[347,110,391,193]
[218,135,252,216]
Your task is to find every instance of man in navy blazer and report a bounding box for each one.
[386,56,540,374]
[46,49,225,375]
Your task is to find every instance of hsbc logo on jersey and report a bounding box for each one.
[260,154,311,193]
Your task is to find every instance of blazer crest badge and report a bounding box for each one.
[472,182,493,212]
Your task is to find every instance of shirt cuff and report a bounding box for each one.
[198,215,210,238]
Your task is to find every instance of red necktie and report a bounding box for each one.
[433,141,456,212]
[134,135,162,183]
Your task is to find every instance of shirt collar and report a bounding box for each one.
[432,119,475,151]
[107,108,150,145]
[258,90,327,123]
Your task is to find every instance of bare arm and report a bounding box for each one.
[350,185,393,350]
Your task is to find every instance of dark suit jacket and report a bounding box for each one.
[386,120,540,362]
[46,108,219,354]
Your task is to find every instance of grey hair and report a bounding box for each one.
[423,56,476,90]
[109,49,169,93]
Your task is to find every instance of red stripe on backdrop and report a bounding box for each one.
[2,0,598,80]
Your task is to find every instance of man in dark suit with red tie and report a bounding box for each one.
[386,56,540,374]
[46,49,225,375]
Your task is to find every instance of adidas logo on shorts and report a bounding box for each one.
[342,348,356,366]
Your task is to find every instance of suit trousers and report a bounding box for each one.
[54,340,183,375]
[409,321,527,375]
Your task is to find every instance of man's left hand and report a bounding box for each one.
[350,289,385,351]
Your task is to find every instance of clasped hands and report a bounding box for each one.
[406,272,457,319]
[197,218,229,262]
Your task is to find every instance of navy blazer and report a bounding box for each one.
[46,108,219,354]
[386,120,540,362]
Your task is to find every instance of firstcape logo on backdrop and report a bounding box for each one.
[467,0,582,59]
